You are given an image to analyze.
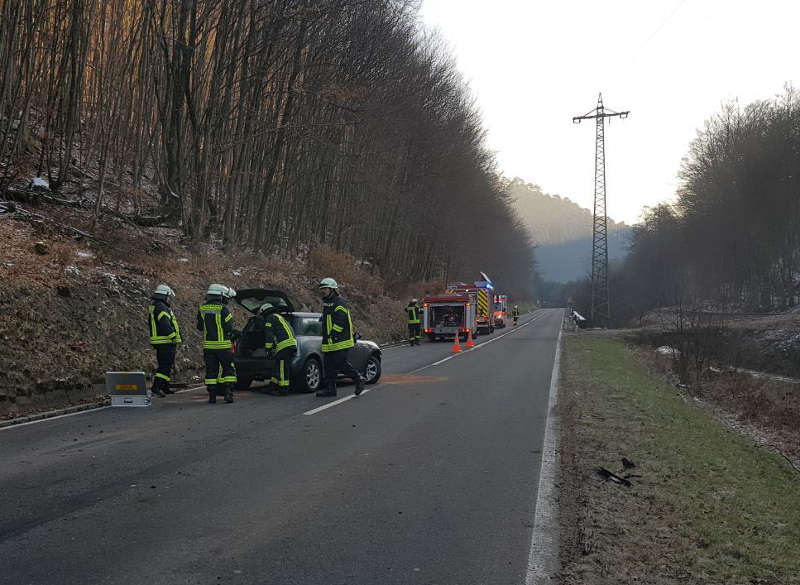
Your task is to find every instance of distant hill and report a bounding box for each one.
[506,178,631,283]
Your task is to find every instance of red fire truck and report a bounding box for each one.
[452,281,495,335]
[422,292,477,342]
[493,294,508,328]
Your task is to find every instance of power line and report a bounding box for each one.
[573,93,629,328]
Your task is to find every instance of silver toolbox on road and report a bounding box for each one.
[107,371,150,407]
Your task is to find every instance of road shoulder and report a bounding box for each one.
[557,333,800,584]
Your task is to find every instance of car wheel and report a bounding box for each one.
[363,354,381,384]
[235,377,252,391]
[296,357,322,393]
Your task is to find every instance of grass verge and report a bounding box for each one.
[557,333,800,585]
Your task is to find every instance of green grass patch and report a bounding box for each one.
[560,334,800,584]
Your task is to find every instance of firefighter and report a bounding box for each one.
[512,305,520,326]
[196,284,237,404]
[317,277,364,397]
[406,298,422,346]
[259,302,297,395]
[148,284,181,397]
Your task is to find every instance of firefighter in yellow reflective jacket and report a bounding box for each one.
[196,284,237,403]
[512,305,520,326]
[406,298,421,346]
[148,284,181,397]
[259,302,297,395]
[317,277,364,397]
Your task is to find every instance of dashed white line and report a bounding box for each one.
[409,313,544,373]
[302,385,380,415]
[304,312,545,415]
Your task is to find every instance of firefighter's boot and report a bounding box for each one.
[224,384,234,403]
[208,386,216,403]
[151,379,166,398]
[354,375,365,397]
[316,380,336,397]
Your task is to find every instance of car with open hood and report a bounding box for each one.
[232,289,382,392]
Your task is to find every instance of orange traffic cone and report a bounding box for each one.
[451,332,462,353]
[465,328,475,348]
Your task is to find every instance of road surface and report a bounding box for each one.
[1,309,563,585]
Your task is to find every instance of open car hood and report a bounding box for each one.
[234,289,294,314]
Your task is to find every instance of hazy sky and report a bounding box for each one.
[420,0,799,225]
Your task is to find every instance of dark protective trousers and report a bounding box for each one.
[203,348,236,397]
[272,348,296,392]
[322,349,361,395]
[408,323,421,345]
[152,344,176,392]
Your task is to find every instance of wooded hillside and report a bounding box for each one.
[507,178,630,282]
[0,0,533,298]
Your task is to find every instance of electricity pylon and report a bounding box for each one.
[573,93,628,328]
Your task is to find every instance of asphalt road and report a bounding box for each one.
[1,309,563,585]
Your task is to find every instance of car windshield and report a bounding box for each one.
[293,316,322,336]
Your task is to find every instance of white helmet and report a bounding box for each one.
[411,298,418,304]
[206,283,226,297]
[222,286,236,299]
[318,277,338,290]
[153,284,175,299]
[258,302,274,315]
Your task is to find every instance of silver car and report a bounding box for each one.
[232,289,382,392]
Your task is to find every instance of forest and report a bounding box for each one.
[0,0,534,298]
[572,89,800,324]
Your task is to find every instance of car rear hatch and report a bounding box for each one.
[234,289,295,314]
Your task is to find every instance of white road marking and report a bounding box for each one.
[0,383,207,431]
[304,312,545,415]
[302,385,380,415]
[526,311,562,585]
[0,405,112,430]
[409,313,543,373]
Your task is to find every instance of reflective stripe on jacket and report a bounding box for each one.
[321,294,354,352]
[149,300,182,345]
[196,303,234,349]
[265,313,298,353]
[406,305,420,324]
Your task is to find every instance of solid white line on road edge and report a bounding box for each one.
[0,383,208,432]
[305,310,550,417]
[526,311,563,585]
[0,405,112,431]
